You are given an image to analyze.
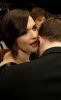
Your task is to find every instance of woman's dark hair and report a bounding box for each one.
[1,9,30,58]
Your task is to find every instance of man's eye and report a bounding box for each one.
[38,19,42,21]
[33,25,37,30]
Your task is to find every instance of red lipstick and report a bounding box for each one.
[30,40,37,47]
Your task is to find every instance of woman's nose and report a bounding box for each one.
[31,31,38,39]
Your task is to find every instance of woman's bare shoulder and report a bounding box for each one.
[0,51,11,67]
[3,51,11,60]
[0,60,8,67]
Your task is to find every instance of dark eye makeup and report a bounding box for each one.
[32,25,37,30]
[21,25,37,36]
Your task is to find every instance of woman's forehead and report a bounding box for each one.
[27,16,36,30]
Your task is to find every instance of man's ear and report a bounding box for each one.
[38,35,43,48]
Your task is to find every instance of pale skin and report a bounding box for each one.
[0,16,38,67]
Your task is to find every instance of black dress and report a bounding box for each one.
[0,62,17,70]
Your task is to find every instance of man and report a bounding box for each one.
[0,19,61,100]
[30,7,46,31]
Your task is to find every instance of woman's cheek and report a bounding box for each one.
[21,38,29,44]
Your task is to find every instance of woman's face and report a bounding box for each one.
[17,16,38,54]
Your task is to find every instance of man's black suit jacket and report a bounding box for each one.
[0,47,61,100]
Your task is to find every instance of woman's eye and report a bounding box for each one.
[33,25,37,30]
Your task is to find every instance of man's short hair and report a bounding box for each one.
[39,19,61,42]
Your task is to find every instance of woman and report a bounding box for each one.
[0,9,38,67]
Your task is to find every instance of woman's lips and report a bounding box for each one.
[30,40,38,47]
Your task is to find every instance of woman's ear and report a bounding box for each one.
[38,35,43,48]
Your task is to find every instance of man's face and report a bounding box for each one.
[35,16,46,30]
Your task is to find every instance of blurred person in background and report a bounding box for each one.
[30,7,46,31]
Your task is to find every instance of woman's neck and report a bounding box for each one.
[2,50,30,65]
[13,50,30,64]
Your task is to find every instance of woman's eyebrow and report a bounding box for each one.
[27,24,36,30]
[32,24,37,28]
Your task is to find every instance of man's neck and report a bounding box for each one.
[39,40,61,57]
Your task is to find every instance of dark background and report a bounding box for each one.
[0,0,61,16]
